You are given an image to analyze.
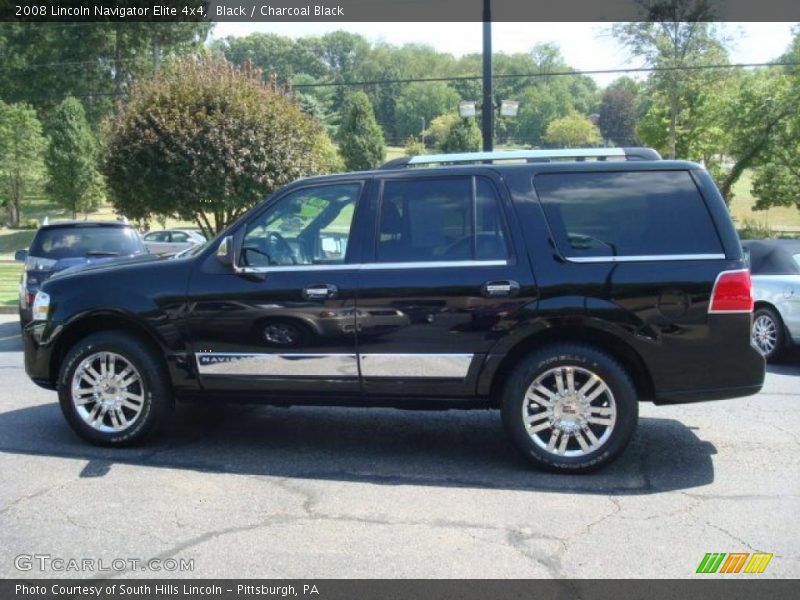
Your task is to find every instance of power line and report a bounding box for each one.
[292,61,800,88]
[9,60,799,101]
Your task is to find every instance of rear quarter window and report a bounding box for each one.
[533,170,723,259]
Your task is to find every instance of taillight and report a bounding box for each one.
[709,269,754,314]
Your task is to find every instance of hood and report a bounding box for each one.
[49,253,162,280]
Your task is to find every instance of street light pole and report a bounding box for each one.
[482,0,493,151]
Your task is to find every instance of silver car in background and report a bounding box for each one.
[142,228,206,256]
[743,239,800,361]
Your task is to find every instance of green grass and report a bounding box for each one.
[0,263,22,307]
[729,170,800,233]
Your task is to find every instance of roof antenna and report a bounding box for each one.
[42,216,49,226]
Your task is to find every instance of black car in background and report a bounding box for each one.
[16,221,147,324]
[21,148,765,472]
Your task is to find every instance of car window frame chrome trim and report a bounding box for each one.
[564,254,726,264]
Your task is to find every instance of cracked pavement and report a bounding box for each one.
[0,315,798,578]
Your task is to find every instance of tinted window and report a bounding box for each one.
[171,231,189,243]
[144,231,167,242]
[241,183,360,267]
[377,177,508,263]
[30,227,144,259]
[534,171,723,257]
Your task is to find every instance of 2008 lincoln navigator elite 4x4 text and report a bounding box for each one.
[22,148,765,472]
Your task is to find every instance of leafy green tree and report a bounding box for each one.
[338,92,386,171]
[613,3,728,158]
[395,82,460,141]
[598,85,639,145]
[0,22,211,125]
[440,118,482,153]
[212,32,328,84]
[543,114,602,147]
[45,97,105,219]
[513,85,573,146]
[104,58,337,237]
[0,101,47,227]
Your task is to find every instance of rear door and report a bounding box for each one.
[355,170,537,398]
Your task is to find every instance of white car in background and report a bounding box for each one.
[143,229,206,256]
[742,239,800,361]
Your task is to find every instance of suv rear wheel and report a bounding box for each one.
[501,344,638,473]
[57,331,173,446]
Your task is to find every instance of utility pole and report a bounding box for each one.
[482,0,493,151]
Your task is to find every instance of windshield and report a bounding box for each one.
[29,227,145,260]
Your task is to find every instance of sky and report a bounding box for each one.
[210,22,797,86]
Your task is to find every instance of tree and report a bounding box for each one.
[0,101,47,227]
[395,82,460,141]
[543,114,602,147]
[422,113,460,149]
[0,21,211,125]
[598,85,639,145]
[440,118,482,153]
[338,92,386,171]
[104,58,338,237]
[46,97,105,219]
[613,2,728,158]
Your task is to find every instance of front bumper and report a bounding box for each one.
[22,320,61,390]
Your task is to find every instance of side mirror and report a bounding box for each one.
[216,236,237,267]
[14,249,28,262]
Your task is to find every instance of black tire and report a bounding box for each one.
[752,306,785,362]
[57,331,174,446]
[501,344,638,473]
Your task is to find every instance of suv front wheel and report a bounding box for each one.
[57,331,173,446]
[501,344,638,473]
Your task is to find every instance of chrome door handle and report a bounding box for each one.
[482,280,520,298]
[303,284,338,300]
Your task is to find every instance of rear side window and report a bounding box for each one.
[377,176,508,263]
[534,171,723,258]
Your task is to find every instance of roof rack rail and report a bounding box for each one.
[379,147,662,169]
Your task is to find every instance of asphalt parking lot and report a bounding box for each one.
[0,314,798,579]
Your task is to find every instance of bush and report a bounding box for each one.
[104,58,335,236]
[543,113,602,147]
[440,118,482,153]
[403,136,426,157]
[737,218,773,240]
[7,218,39,230]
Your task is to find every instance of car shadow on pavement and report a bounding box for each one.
[0,402,716,495]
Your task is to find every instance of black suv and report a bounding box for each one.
[21,148,764,472]
[16,221,147,325]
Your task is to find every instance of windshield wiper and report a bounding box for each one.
[85,251,120,257]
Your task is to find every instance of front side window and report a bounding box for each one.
[534,170,723,258]
[377,176,508,263]
[241,183,360,267]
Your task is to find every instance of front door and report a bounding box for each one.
[355,172,537,398]
[186,181,366,396]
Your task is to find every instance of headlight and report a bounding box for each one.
[32,291,51,321]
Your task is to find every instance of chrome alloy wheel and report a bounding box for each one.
[752,314,778,356]
[522,366,617,457]
[70,352,145,433]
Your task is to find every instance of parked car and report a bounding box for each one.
[21,148,764,473]
[16,221,148,325]
[742,239,800,361]
[142,229,206,256]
